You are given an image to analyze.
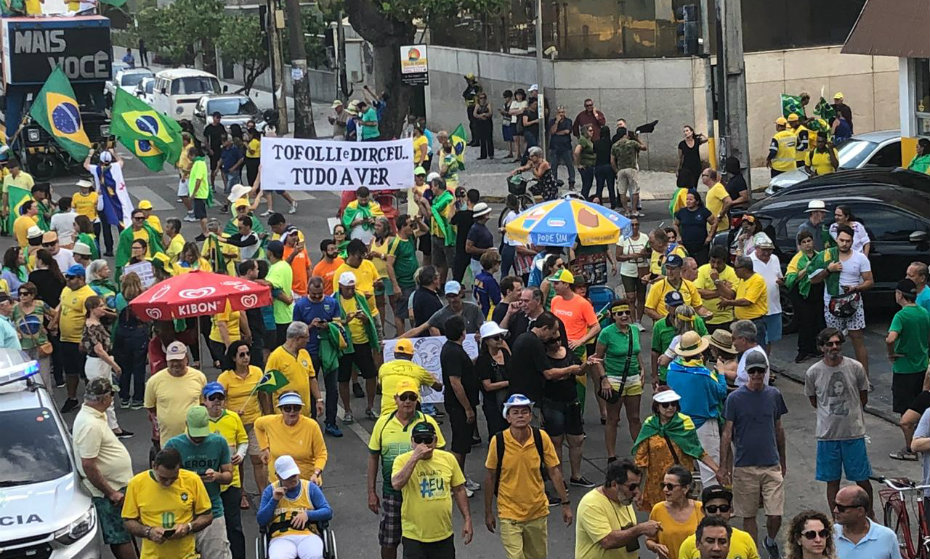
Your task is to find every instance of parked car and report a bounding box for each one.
[765,130,902,195]
[191,93,264,144]
[104,67,154,108]
[714,168,930,331]
[151,68,223,120]
[134,77,155,105]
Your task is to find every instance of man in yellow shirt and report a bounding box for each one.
[701,169,732,232]
[378,339,442,416]
[678,486,760,559]
[57,266,97,413]
[719,256,768,340]
[788,113,811,168]
[122,447,214,559]
[334,271,380,424]
[484,394,571,559]
[265,321,322,418]
[12,200,39,248]
[143,341,208,441]
[332,238,381,324]
[647,227,687,278]
[164,218,185,262]
[694,247,739,331]
[644,254,709,320]
[391,421,473,555]
[138,199,163,234]
[2,159,34,225]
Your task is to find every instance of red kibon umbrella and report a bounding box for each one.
[130,270,272,321]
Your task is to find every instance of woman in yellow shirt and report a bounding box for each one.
[209,301,245,369]
[646,465,704,559]
[805,136,839,177]
[254,392,328,488]
[245,129,261,187]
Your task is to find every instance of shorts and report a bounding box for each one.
[816,438,872,482]
[824,300,866,332]
[540,399,583,437]
[616,168,640,196]
[893,372,926,414]
[762,313,783,344]
[402,535,455,559]
[395,285,416,319]
[245,424,261,456]
[338,348,377,382]
[193,198,208,219]
[209,154,222,172]
[92,490,132,545]
[430,236,455,269]
[61,341,85,377]
[502,124,514,142]
[908,390,930,415]
[178,178,189,197]
[378,492,402,547]
[621,274,646,299]
[732,465,785,517]
[262,330,277,352]
[751,317,768,348]
[375,277,393,297]
[604,374,644,397]
[706,321,732,334]
[446,405,473,455]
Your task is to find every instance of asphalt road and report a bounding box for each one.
[24,151,926,559]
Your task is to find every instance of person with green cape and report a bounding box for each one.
[631,389,717,512]
[224,198,267,238]
[908,138,930,174]
[341,186,384,246]
[784,229,824,363]
[333,270,380,424]
[115,207,164,277]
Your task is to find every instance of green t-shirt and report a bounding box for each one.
[611,138,641,169]
[890,304,930,374]
[163,433,230,518]
[360,107,380,140]
[390,237,418,289]
[267,260,294,324]
[597,323,641,378]
[651,316,707,381]
[577,136,596,167]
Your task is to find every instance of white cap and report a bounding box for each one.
[426,172,441,183]
[277,392,305,407]
[528,84,539,92]
[99,151,113,163]
[166,341,187,361]
[479,321,508,341]
[805,200,826,213]
[653,389,682,403]
[444,280,462,295]
[274,455,301,480]
[338,271,357,286]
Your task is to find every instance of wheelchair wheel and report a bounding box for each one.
[324,527,337,559]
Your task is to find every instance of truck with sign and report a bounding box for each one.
[0,15,113,178]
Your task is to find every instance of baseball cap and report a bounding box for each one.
[394,339,414,355]
[65,264,85,278]
[338,271,357,287]
[834,92,844,99]
[202,381,225,398]
[787,113,800,122]
[26,225,43,239]
[664,290,684,308]
[426,172,441,183]
[444,280,462,295]
[72,242,92,256]
[666,254,684,268]
[502,393,534,418]
[897,278,918,295]
[528,84,539,92]
[99,151,113,163]
[394,379,419,398]
[701,485,733,504]
[186,406,211,438]
[549,268,575,284]
[274,455,301,480]
[277,392,304,408]
[85,376,116,397]
[745,350,769,372]
[166,341,188,361]
[775,117,787,126]
[234,198,250,209]
[411,421,436,437]
[138,200,153,210]
[414,166,427,176]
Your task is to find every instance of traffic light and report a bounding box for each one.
[676,4,699,56]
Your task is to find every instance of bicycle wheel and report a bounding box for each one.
[885,498,917,559]
[518,194,535,212]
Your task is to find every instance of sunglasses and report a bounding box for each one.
[834,503,861,512]
[705,504,731,514]
[397,393,418,402]
[485,335,504,342]
[802,529,829,540]
[18,291,33,296]
[584,103,593,107]
[412,435,434,444]
[42,241,57,247]
[748,369,767,375]
[613,310,631,316]
[624,483,640,492]
[280,405,301,413]
[238,351,250,357]
[207,394,225,401]
[661,482,683,490]
[658,401,677,408]
[132,216,144,221]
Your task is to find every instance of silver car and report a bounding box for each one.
[0,350,101,558]
[765,130,902,195]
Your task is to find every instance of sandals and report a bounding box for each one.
[889,449,919,461]
[240,494,251,510]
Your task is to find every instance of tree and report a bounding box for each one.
[341,0,508,139]
[136,0,223,69]
[217,15,269,95]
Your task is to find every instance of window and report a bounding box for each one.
[837,139,879,169]
[207,98,259,116]
[170,77,220,95]
[866,142,902,168]
[0,408,71,486]
[855,206,925,242]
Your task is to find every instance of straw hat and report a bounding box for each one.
[674,331,709,357]
[704,330,736,354]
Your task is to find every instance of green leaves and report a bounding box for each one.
[135,0,223,66]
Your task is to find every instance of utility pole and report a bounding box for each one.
[718,0,751,190]
[699,0,715,170]
[265,0,289,135]
[284,0,317,138]
[535,0,546,155]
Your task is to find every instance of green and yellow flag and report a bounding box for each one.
[110,89,183,164]
[780,94,806,120]
[450,123,467,169]
[29,67,91,161]
[131,139,165,172]
[813,96,836,122]
[257,369,289,392]
[6,185,31,232]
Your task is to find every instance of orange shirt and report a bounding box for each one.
[550,294,598,342]
[311,257,345,296]
[283,246,313,296]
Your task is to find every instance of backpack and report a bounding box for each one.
[493,428,546,496]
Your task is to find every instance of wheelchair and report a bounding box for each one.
[255,521,337,559]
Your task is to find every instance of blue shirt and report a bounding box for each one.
[834,520,902,559]
[292,295,339,355]
[0,315,21,350]
[466,222,494,262]
[256,479,333,527]
[723,385,788,468]
[220,144,244,171]
[164,433,231,518]
[665,360,727,428]
[473,270,500,318]
[423,129,435,156]
[918,286,930,316]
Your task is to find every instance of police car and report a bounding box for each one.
[0,349,101,558]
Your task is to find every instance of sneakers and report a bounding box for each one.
[890,449,919,461]
[260,210,272,217]
[55,381,66,388]
[464,486,475,498]
[352,382,365,398]
[288,202,298,215]
[194,234,206,241]
[365,408,378,420]
[548,495,562,507]
[120,399,131,409]
[325,423,344,437]
[763,537,781,559]
[131,401,145,410]
[115,429,134,440]
[342,412,354,425]
[471,434,482,446]
[60,398,80,413]
[183,213,197,222]
[570,476,596,488]
[464,479,481,493]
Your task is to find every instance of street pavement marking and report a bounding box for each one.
[336,402,375,443]
[126,184,176,211]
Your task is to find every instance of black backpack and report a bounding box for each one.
[493,427,546,496]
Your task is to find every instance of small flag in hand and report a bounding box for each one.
[257,369,289,392]
[780,94,806,119]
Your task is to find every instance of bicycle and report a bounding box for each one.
[507,174,565,211]
[872,475,930,558]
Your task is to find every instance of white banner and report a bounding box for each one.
[382,336,479,404]
[260,137,415,191]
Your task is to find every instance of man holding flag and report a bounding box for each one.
[2,159,34,234]
[83,149,131,257]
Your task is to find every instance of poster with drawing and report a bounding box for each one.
[382,336,479,403]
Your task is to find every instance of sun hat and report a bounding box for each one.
[76,179,93,189]
[472,202,492,219]
[274,455,301,479]
[338,271,357,286]
[479,321,508,341]
[72,242,92,256]
[41,231,58,244]
[502,393,534,418]
[26,225,43,239]
[331,99,343,108]
[394,339,415,355]
[444,280,462,295]
[704,330,737,354]
[653,389,682,403]
[277,392,304,408]
[753,232,775,249]
[202,381,225,398]
[185,406,211,437]
[549,268,575,284]
[805,200,827,213]
[166,341,187,360]
[674,330,709,357]
[393,378,419,398]
[228,183,252,203]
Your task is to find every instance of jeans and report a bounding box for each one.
[50,331,64,386]
[578,166,595,199]
[499,243,516,277]
[220,486,246,559]
[115,326,148,403]
[521,130,538,164]
[593,163,617,207]
[98,216,121,255]
[311,354,339,426]
[549,147,576,186]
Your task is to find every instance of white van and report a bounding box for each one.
[151,68,223,120]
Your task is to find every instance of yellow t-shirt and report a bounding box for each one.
[644,277,702,318]
[333,260,380,316]
[369,412,446,495]
[378,359,438,416]
[121,469,212,559]
[734,273,768,320]
[2,171,34,194]
[650,501,704,559]
[265,346,315,417]
[253,414,327,483]
[392,449,466,543]
[146,215,164,235]
[217,366,265,425]
[132,228,153,257]
[209,302,241,344]
[484,428,559,522]
[694,264,738,325]
[339,295,369,345]
[246,139,261,159]
[575,488,639,559]
[807,148,838,176]
[207,410,248,489]
[59,285,96,343]
[268,479,317,539]
[413,134,428,165]
[72,406,133,497]
[72,191,98,221]
[649,244,688,276]
[166,234,185,262]
[678,526,760,559]
[13,214,37,248]
[142,368,208,441]
[177,146,193,178]
[705,182,730,231]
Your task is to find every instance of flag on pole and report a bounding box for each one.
[110,89,184,164]
[450,123,468,169]
[813,97,836,122]
[29,67,91,161]
[257,369,289,392]
[131,139,166,172]
[780,94,806,120]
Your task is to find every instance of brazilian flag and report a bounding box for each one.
[780,94,806,120]
[813,96,836,122]
[257,369,289,393]
[29,67,91,161]
[450,123,468,169]
[6,185,31,232]
[130,139,166,172]
[110,89,183,164]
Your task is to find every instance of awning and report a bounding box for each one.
[843,0,930,58]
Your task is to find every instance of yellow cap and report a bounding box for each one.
[233,198,250,209]
[394,379,420,398]
[833,92,844,99]
[394,339,415,355]
[775,117,787,126]
[549,268,575,284]
[138,200,153,210]
[787,113,799,122]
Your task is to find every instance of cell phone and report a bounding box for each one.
[163,529,176,538]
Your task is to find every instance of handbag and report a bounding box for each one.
[27,330,52,356]
[829,291,861,318]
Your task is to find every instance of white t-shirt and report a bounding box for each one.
[52,248,77,272]
[824,250,872,303]
[735,345,770,387]
[829,221,870,254]
[501,210,520,246]
[510,100,528,125]
[751,253,783,315]
[617,233,649,278]
[49,211,77,246]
